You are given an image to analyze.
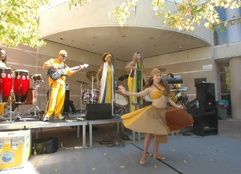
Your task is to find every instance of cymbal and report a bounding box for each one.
[86,71,97,82]
[118,74,129,81]
[76,80,88,85]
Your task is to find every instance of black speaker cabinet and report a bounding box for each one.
[85,104,112,120]
[63,90,70,113]
[196,83,216,110]
[193,108,218,136]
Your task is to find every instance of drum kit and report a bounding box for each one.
[76,72,129,114]
[76,71,99,112]
[0,67,43,121]
[77,80,97,112]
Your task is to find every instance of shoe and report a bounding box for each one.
[153,155,165,160]
[43,116,49,122]
[54,116,65,120]
[139,154,146,165]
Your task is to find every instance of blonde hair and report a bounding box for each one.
[132,51,143,61]
[151,68,161,76]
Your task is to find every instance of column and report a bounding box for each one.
[226,8,241,43]
[229,57,241,119]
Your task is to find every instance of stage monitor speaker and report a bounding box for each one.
[196,83,215,110]
[193,108,218,136]
[85,104,112,120]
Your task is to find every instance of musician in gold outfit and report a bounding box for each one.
[43,50,82,121]
[125,51,146,112]
[96,52,115,113]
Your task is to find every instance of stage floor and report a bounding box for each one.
[1,119,241,174]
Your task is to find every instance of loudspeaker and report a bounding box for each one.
[194,78,206,87]
[196,83,215,110]
[193,108,218,136]
[63,90,70,113]
[85,104,112,120]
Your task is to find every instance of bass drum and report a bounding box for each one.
[90,89,100,103]
[82,89,91,102]
[114,92,128,114]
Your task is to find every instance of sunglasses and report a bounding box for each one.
[61,55,67,58]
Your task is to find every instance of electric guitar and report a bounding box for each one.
[47,64,89,80]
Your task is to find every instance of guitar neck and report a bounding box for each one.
[70,65,81,71]
[69,64,89,71]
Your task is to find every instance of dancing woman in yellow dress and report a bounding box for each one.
[125,51,146,112]
[118,68,193,164]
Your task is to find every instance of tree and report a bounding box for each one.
[69,0,241,31]
[1,0,240,48]
[0,0,51,48]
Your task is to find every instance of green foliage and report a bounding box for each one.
[68,0,241,31]
[0,0,51,48]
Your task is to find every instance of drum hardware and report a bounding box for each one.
[22,83,41,119]
[118,74,128,81]
[86,71,97,82]
[169,87,189,108]
[118,74,128,87]
[76,80,88,85]
[77,80,89,113]
[91,75,95,104]
[30,74,44,85]
[114,92,129,115]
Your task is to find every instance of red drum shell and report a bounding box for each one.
[0,68,12,103]
[14,69,30,103]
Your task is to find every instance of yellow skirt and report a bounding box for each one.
[121,106,193,143]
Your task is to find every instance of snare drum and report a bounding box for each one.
[13,69,30,103]
[0,68,12,103]
[114,92,128,113]
[82,89,91,102]
[91,89,100,103]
